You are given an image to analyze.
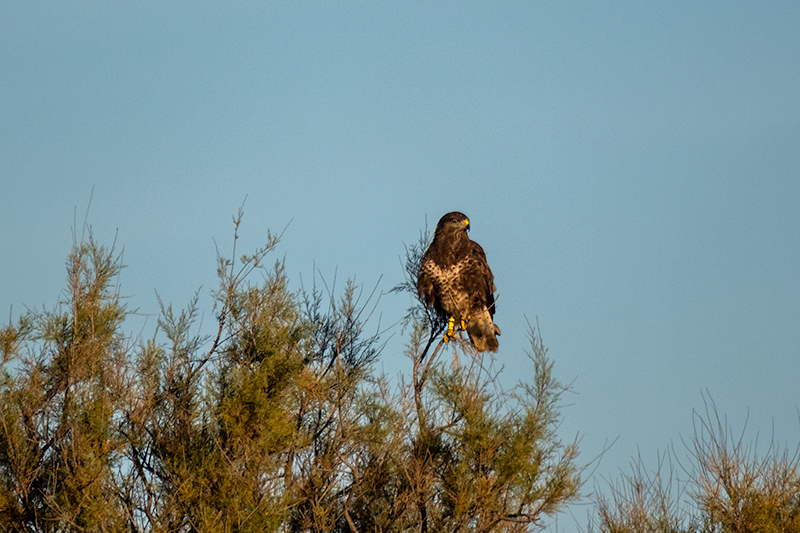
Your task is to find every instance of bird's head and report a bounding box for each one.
[435,211,470,235]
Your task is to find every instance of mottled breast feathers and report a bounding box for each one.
[417,212,500,352]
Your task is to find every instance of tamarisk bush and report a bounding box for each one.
[0,213,581,532]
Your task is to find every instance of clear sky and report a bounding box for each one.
[2,2,799,530]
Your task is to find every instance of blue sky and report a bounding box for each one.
[2,2,799,530]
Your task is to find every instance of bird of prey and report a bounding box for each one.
[417,212,500,352]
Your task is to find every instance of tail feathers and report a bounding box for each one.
[466,308,500,352]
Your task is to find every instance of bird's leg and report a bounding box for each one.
[444,316,471,342]
[444,316,456,342]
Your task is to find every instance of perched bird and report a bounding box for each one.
[417,212,500,352]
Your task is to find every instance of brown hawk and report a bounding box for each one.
[417,212,500,352]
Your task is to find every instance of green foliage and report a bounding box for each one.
[0,232,127,532]
[0,213,581,532]
[4,213,794,533]
[404,327,580,532]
